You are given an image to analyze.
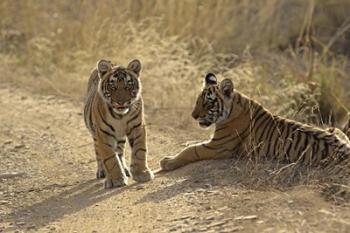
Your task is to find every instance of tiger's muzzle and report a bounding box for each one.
[112,102,130,115]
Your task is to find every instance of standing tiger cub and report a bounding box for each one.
[84,59,154,188]
[160,73,350,178]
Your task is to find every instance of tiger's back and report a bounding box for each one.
[84,68,99,133]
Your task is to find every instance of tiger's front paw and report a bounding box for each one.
[104,177,128,189]
[160,156,178,171]
[131,167,154,183]
[96,168,106,179]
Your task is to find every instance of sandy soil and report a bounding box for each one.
[0,83,349,233]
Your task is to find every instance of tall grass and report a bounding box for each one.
[0,0,349,125]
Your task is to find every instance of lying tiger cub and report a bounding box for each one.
[160,73,350,176]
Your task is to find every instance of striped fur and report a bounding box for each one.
[160,73,350,179]
[84,59,154,189]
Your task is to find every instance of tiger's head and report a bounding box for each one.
[97,59,142,115]
[192,73,234,128]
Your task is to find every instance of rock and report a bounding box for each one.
[0,200,9,205]
[205,190,221,195]
[205,216,215,221]
[4,140,12,145]
[208,221,227,228]
[0,172,26,179]
[318,209,335,216]
[136,185,145,190]
[234,215,258,221]
[231,226,244,232]
[26,224,36,230]
[14,144,25,149]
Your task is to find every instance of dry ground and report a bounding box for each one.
[0,83,349,233]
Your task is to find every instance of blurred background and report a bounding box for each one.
[0,0,349,126]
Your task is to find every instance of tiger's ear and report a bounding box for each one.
[204,73,217,86]
[127,59,142,76]
[220,78,234,99]
[97,59,112,78]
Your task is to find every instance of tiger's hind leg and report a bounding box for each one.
[327,127,350,145]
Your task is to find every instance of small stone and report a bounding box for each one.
[14,144,25,149]
[231,226,244,232]
[4,140,12,145]
[208,221,226,228]
[204,184,212,189]
[17,222,25,226]
[234,215,258,221]
[217,206,228,211]
[27,224,36,230]
[0,200,8,205]
[205,190,221,194]
[0,172,26,179]
[136,185,145,190]
[318,209,335,216]
[205,216,215,221]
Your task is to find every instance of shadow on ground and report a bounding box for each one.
[4,179,138,230]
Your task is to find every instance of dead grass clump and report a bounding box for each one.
[322,183,350,205]
[0,0,349,125]
[227,157,350,204]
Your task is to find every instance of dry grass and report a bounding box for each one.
[0,0,349,121]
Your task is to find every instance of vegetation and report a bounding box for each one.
[0,0,349,126]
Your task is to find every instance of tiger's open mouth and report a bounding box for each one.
[198,119,212,127]
[112,103,130,114]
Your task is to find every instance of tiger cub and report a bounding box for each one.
[160,73,350,178]
[84,59,154,188]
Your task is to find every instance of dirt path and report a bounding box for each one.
[0,84,349,233]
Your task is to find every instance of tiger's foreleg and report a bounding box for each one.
[160,143,233,171]
[95,134,128,188]
[115,139,131,177]
[96,156,105,179]
[127,125,154,182]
